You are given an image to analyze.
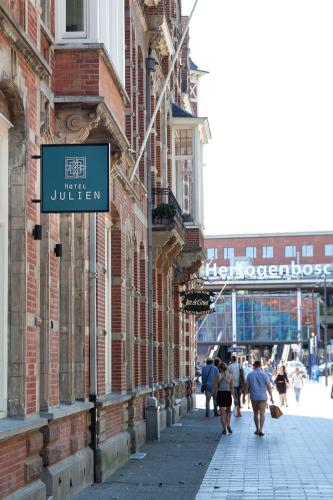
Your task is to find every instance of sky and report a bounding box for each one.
[182,0,333,236]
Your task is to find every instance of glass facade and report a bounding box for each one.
[197,292,318,344]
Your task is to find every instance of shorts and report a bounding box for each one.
[251,400,267,412]
[217,391,232,408]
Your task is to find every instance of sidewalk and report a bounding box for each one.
[74,394,221,500]
[196,382,333,500]
[75,382,333,500]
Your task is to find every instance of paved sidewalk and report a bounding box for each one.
[75,381,333,500]
[74,397,221,500]
[196,382,333,500]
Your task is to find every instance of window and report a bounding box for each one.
[246,246,256,259]
[224,247,234,260]
[262,246,273,259]
[175,129,194,217]
[41,0,50,28]
[325,244,333,257]
[206,248,218,260]
[302,245,313,257]
[285,245,296,258]
[66,0,85,33]
[175,129,193,155]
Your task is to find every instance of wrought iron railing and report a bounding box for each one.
[152,188,184,227]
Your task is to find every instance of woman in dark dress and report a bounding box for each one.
[275,365,289,406]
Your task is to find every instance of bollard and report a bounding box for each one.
[146,397,160,443]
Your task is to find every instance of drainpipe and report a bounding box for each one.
[89,212,100,482]
[146,50,157,395]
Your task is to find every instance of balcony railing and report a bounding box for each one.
[152,188,184,227]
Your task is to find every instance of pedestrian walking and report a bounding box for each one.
[201,359,219,417]
[242,361,252,409]
[213,358,221,416]
[212,362,234,434]
[275,365,289,407]
[291,367,304,405]
[245,360,274,436]
[228,356,244,417]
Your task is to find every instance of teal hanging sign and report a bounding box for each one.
[41,144,110,213]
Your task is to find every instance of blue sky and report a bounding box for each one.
[182,0,333,235]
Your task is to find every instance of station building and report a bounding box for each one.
[0,1,208,498]
[200,232,333,364]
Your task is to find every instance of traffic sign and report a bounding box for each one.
[227,347,243,353]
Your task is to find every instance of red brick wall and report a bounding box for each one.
[205,233,333,266]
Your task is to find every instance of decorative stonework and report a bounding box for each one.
[55,109,101,144]
[0,6,51,79]
[147,16,174,57]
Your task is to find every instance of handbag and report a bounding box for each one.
[269,404,283,419]
[201,366,212,393]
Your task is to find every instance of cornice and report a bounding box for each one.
[0,4,51,79]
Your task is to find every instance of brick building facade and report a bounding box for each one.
[0,1,209,498]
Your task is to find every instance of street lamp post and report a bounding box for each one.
[324,274,328,386]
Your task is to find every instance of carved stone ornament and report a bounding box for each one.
[55,109,101,144]
[144,0,162,6]
[0,6,51,79]
[147,15,174,57]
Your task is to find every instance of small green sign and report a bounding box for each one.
[41,144,110,213]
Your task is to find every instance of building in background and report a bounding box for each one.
[0,1,209,498]
[201,232,333,366]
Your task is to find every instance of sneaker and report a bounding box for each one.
[258,431,265,436]
[222,429,227,434]
[227,426,232,434]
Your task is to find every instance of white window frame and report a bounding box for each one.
[105,223,112,394]
[206,248,218,260]
[0,113,12,418]
[246,246,256,259]
[262,246,273,259]
[302,244,313,257]
[56,0,100,42]
[324,244,333,257]
[224,247,234,260]
[285,245,296,258]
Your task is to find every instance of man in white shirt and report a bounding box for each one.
[228,356,243,417]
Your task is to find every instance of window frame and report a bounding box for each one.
[324,244,333,257]
[285,245,296,258]
[302,244,313,257]
[245,246,256,259]
[173,126,195,218]
[262,246,273,259]
[223,247,234,260]
[206,248,218,260]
